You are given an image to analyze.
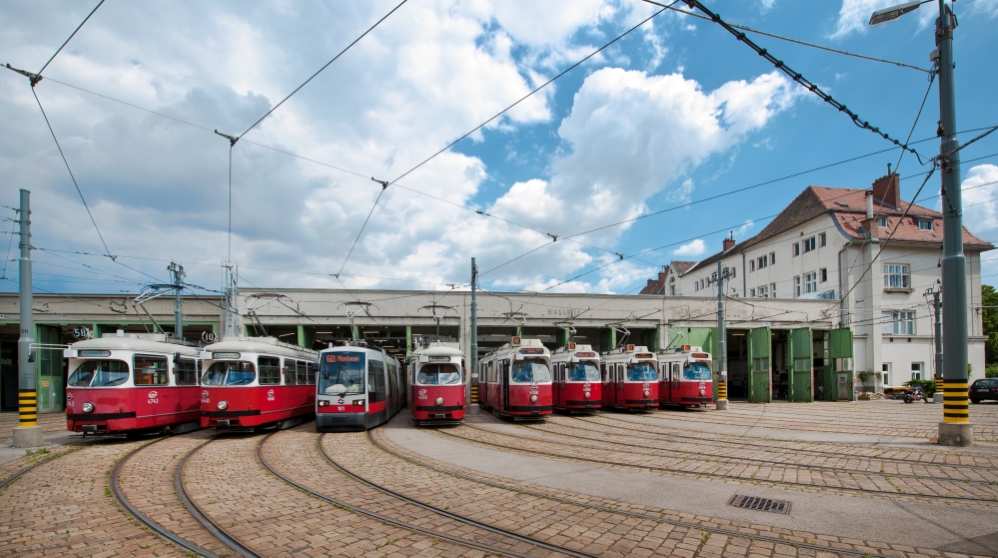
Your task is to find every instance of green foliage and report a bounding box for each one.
[986,364,998,378]
[903,379,936,396]
[982,285,998,364]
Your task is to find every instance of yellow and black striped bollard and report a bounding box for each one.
[942,380,969,424]
[715,380,728,410]
[19,389,38,428]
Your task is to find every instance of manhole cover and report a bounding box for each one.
[727,494,791,514]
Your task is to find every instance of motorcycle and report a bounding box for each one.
[902,386,927,404]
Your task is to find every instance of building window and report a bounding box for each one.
[750,288,756,297]
[794,276,801,298]
[820,268,827,283]
[884,264,911,289]
[694,281,699,292]
[877,216,888,227]
[893,311,916,335]
[911,362,922,381]
[793,243,800,257]
[770,283,776,298]
[918,219,933,230]
[804,271,817,294]
[750,260,755,272]
[819,232,826,247]
[758,285,768,298]
[669,278,675,296]
[882,362,891,387]
[757,256,767,270]
[770,252,775,265]
[803,237,816,253]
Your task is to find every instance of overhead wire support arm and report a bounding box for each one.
[679,0,925,161]
[37,0,105,76]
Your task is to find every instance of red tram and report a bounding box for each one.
[409,337,466,425]
[550,343,601,412]
[657,345,713,408]
[316,341,406,431]
[478,337,552,420]
[64,330,202,435]
[600,344,659,411]
[199,336,318,430]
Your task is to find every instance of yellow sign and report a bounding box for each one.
[41,380,50,388]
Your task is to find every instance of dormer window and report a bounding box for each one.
[877,216,888,227]
[918,219,933,230]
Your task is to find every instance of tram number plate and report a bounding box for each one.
[698,382,706,389]
[529,385,538,394]
[583,383,591,392]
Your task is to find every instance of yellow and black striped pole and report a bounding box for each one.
[935,376,944,403]
[18,389,37,427]
[942,380,968,424]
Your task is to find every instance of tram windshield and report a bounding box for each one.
[416,363,461,385]
[568,362,600,382]
[319,352,366,396]
[69,360,129,387]
[626,362,658,382]
[683,362,712,381]
[511,359,551,383]
[202,361,255,385]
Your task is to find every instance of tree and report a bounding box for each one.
[983,285,998,365]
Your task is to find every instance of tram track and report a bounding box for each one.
[447,423,998,504]
[0,442,88,492]
[257,429,584,558]
[110,435,233,558]
[365,427,903,558]
[541,418,998,482]
[585,414,998,468]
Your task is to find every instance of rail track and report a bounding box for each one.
[257,430,587,558]
[532,419,998,484]
[448,424,998,504]
[366,427,902,558]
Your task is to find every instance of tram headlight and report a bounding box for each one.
[700,389,706,396]
[82,402,94,413]
[217,400,228,411]
[435,397,444,406]
[643,390,650,398]
[530,395,538,403]
[584,392,591,399]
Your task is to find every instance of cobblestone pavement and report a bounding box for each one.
[117,430,235,556]
[442,421,998,506]
[264,426,554,556]
[645,401,998,442]
[581,414,998,467]
[0,438,184,557]
[371,427,992,558]
[183,430,498,557]
[0,412,69,440]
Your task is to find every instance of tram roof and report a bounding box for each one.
[411,342,463,357]
[72,332,202,355]
[204,335,318,359]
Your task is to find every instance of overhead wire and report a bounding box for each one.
[1,219,14,280]
[36,0,105,76]
[641,0,930,73]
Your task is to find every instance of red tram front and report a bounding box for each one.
[316,341,406,432]
[64,331,202,435]
[478,337,552,420]
[409,338,466,425]
[600,345,659,411]
[658,345,714,408]
[550,343,601,412]
[199,336,318,430]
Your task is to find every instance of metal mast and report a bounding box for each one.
[13,189,42,447]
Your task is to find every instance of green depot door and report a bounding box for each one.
[748,327,772,403]
[789,328,813,402]
[829,328,854,401]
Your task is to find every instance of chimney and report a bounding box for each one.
[722,230,735,252]
[861,191,879,238]
[872,172,900,208]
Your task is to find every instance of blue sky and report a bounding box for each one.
[1,0,997,297]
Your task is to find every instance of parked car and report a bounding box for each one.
[969,378,998,404]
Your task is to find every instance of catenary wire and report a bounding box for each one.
[642,0,930,73]
[335,185,387,276]
[681,0,926,161]
[37,0,105,76]
[237,0,408,139]
[1,220,14,280]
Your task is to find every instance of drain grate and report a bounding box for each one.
[727,494,791,514]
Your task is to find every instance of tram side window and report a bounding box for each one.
[134,355,169,385]
[259,357,281,385]
[284,359,297,386]
[369,360,386,402]
[671,362,681,382]
[175,358,198,385]
[69,360,129,387]
[296,360,310,384]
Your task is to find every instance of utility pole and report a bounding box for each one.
[711,261,732,411]
[13,189,42,448]
[470,258,478,406]
[168,262,185,340]
[934,0,971,446]
[223,262,239,337]
[925,284,943,403]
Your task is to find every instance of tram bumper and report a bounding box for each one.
[316,412,367,432]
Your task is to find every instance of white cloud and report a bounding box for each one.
[673,239,707,257]
[830,0,906,39]
[962,164,998,285]
[736,220,755,237]
[969,0,998,18]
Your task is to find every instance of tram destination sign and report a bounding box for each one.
[79,350,111,357]
[212,352,240,359]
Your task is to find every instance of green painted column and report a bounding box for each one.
[405,326,412,359]
[558,328,570,349]
[297,325,306,348]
